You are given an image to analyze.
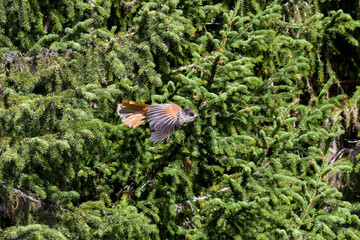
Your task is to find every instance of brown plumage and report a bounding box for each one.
[117,100,199,143]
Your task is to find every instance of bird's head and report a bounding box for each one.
[181,109,200,123]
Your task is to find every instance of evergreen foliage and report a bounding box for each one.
[1,0,360,239]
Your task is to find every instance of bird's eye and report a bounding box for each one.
[190,113,194,116]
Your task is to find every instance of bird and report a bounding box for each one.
[117,100,199,143]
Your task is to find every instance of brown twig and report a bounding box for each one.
[171,63,203,74]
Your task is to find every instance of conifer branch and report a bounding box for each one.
[299,178,321,225]
[300,148,331,226]
[206,54,220,90]
[257,105,293,163]
[220,0,241,51]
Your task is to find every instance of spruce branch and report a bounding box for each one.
[220,0,242,51]
[257,105,294,163]
[206,54,221,90]
[299,144,335,227]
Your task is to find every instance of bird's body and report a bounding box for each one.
[117,100,199,143]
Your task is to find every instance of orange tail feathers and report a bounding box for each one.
[118,100,149,111]
[117,100,149,128]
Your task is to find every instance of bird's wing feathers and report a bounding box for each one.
[150,129,173,143]
[147,104,180,130]
[147,104,181,143]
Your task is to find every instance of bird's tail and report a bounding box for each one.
[117,100,149,128]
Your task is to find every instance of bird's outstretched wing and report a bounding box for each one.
[150,129,173,143]
[147,104,181,143]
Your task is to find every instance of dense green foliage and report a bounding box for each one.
[1,0,360,239]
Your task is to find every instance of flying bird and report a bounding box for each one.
[117,100,199,143]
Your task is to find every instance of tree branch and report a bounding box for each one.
[171,63,203,74]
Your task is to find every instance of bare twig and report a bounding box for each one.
[0,181,42,206]
[328,139,360,166]
[171,63,203,74]
[121,0,137,7]
[0,180,61,222]
[253,161,271,175]
[124,32,136,38]
[175,187,231,213]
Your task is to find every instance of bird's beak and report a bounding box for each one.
[194,115,200,118]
